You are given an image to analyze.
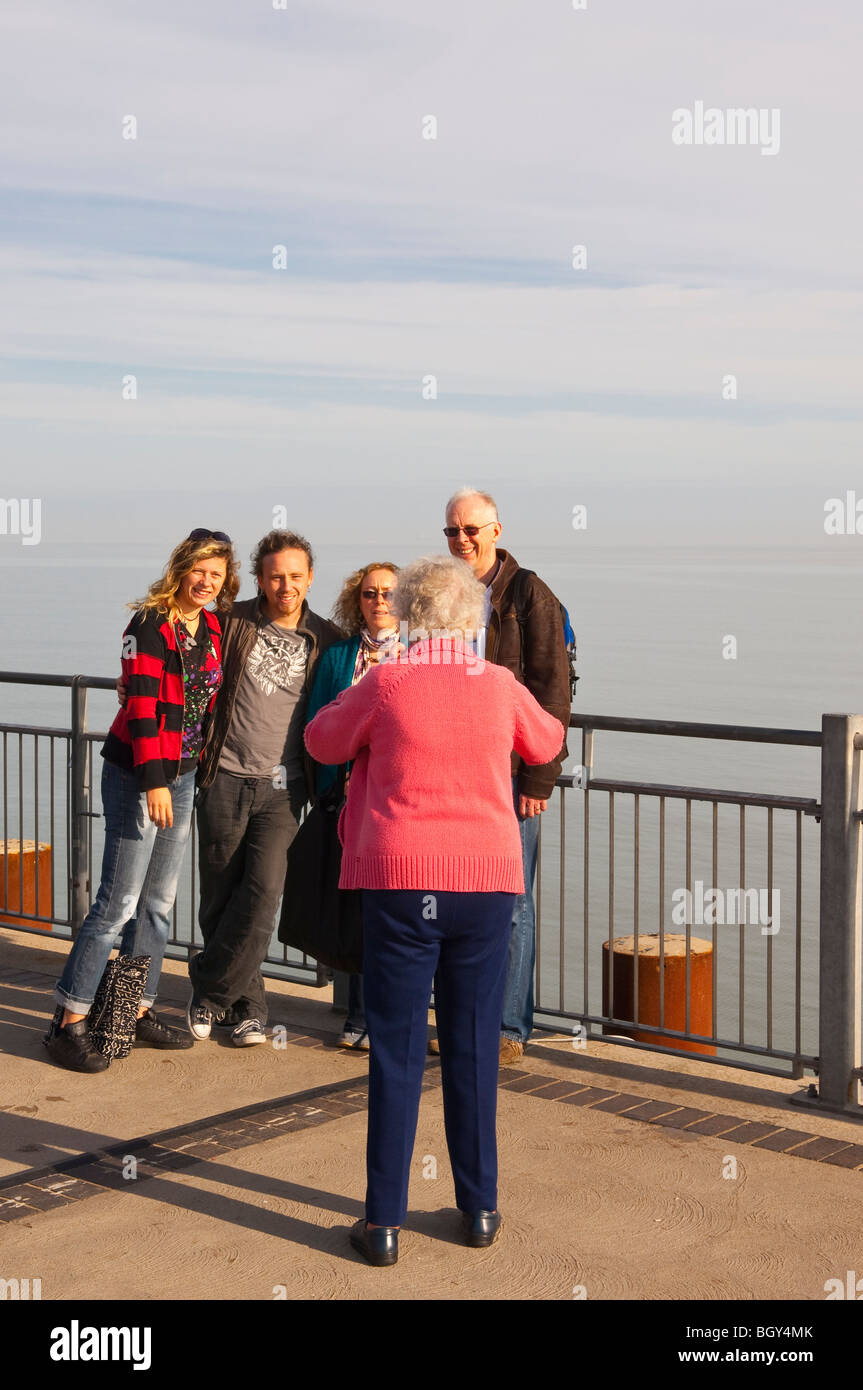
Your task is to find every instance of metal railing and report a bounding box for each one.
[0,672,322,985]
[533,716,821,1078]
[1,672,862,1115]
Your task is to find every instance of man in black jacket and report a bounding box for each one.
[188,530,341,1045]
[443,489,571,1063]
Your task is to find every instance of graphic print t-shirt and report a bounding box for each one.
[218,622,309,780]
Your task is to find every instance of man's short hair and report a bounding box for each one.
[445,487,499,521]
[251,530,314,578]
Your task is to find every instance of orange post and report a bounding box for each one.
[602,933,715,1056]
[0,839,53,930]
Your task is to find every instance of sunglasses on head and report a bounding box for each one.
[188,528,232,544]
[443,522,496,538]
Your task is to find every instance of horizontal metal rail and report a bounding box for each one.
[547,1008,818,1068]
[569,711,822,747]
[587,778,819,816]
[0,672,116,690]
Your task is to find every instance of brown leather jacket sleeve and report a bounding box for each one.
[516,575,572,800]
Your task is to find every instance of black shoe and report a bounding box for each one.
[460,1209,501,1248]
[349,1218,399,1267]
[135,1009,194,1050]
[44,1015,110,1073]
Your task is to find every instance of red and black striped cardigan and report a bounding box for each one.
[102,607,223,791]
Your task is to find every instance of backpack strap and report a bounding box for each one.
[511,568,535,629]
[510,568,534,682]
[512,567,578,701]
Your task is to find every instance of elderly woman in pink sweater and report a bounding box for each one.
[304,554,565,1268]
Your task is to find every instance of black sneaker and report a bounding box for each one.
[230,1018,267,1047]
[135,1009,194,1050]
[44,1015,110,1073]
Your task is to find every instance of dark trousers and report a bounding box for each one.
[361,888,516,1227]
[190,770,306,1024]
[333,970,366,1033]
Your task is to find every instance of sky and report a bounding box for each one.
[1,0,862,556]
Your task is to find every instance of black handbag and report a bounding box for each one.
[277,771,363,974]
[87,954,151,1059]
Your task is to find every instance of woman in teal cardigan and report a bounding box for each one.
[306,561,400,1048]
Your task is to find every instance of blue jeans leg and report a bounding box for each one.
[500,780,540,1044]
[55,762,195,1013]
[121,768,196,1006]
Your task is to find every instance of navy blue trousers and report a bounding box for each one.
[361,888,516,1227]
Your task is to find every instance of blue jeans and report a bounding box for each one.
[500,779,540,1043]
[55,760,196,1013]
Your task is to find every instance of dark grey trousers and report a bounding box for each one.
[190,770,306,1024]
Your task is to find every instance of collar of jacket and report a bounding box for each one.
[488,548,520,609]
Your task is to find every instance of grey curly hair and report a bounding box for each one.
[393,555,486,637]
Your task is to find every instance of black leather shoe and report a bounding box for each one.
[349,1218,399,1267]
[43,1015,110,1073]
[135,1009,194,1049]
[460,1209,501,1248]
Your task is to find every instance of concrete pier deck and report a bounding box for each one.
[1,927,861,1303]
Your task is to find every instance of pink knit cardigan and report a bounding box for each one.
[303,638,566,892]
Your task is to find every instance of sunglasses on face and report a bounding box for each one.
[443,522,496,538]
[188,528,232,543]
[361,589,395,600]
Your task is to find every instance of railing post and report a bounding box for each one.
[69,678,90,937]
[811,713,863,1113]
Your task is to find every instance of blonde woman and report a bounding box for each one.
[45,530,239,1073]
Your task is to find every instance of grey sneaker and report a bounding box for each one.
[231,1019,267,1047]
[338,1028,370,1051]
[187,990,219,1041]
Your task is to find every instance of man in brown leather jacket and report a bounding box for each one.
[189,530,341,1046]
[444,489,571,1063]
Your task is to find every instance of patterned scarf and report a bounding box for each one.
[352,625,400,684]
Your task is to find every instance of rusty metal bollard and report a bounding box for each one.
[602,933,715,1055]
